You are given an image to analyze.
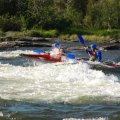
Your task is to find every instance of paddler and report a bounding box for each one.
[45,42,63,60]
[84,43,102,62]
[50,42,63,59]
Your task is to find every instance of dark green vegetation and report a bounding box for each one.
[0,0,120,41]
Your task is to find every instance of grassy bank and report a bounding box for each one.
[0,29,120,43]
[59,34,112,43]
[0,29,58,38]
[59,29,120,42]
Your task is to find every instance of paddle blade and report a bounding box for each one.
[77,35,85,45]
[33,50,44,53]
[66,54,76,60]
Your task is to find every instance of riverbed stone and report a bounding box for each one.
[100,44,120,50]
[0,37,120,51]
[0,37,52,50]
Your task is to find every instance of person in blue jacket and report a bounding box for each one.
[85,43,102,62]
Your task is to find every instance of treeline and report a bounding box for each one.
[0,0,120,32]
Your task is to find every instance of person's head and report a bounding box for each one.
[90,43,96,50]
[52,42,60,48]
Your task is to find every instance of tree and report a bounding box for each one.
[0,0,120,31]
[100,0,120,29]
[83,0,102,29]
[64,0,82,27]
[25,0,54,28]
[0,0,18,15]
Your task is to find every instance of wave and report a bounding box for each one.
[0,61,120,103]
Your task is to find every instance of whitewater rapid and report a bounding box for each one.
[0,50,120,103]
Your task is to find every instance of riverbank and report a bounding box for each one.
[0,36,120,51]
[0,37,52,50]
[0,29,120,51]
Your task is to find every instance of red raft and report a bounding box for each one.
[20,53,62,62]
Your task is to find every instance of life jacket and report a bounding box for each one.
[86,49,102,61]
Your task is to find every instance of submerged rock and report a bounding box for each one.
[100,44,120,50]
[110,39,120,44]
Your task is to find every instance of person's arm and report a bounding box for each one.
[61,48,66,55]
[84,47,91,55]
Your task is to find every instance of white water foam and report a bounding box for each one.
[0,50,120,103]
[63,117,107,120]
[0,111,3,117]
[0,50,35,58]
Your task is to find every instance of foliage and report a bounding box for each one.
[83,35,111,43]
[0,15,22,31]
[0,30,5,37]
[59,29,120,42]
[28,29,58,37]
[0,29,58,38]
[0,0,120,32]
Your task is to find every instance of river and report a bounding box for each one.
[0,45,120,120]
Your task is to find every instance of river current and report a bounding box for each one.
[0,46,120,120]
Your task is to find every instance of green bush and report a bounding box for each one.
[0,15,26,32]
[62,28,120,38]
[28,30,42,37]
[88,30,120,40]
[42,30,58,37]
[63,28,94,35]
[28,29,58,37]
[0,30,5,37]
[83,35,111,43]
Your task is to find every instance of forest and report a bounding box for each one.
[0,0,120,38]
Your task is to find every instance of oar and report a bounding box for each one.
[65,35,85,60]
[77,35,91,58]
[33,49,44,54]
[77,35,85,46]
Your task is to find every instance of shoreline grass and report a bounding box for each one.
[0,29,58,38]
[59,34,112,43]
[0,29,120,43]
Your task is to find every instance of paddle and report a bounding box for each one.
[66,54,76,60]
[33,49,44,54]
[77,35,85,46]
[77,35,91,59]
[33,41,59,54]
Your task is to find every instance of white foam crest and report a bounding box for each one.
[0,61,120,103]
[0,111,3,117]
[63,117,107,120]
[0,50,34,58]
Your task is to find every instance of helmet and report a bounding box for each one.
[90,43,96,49]
[52,42,60,47]
[66,54,75,59]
